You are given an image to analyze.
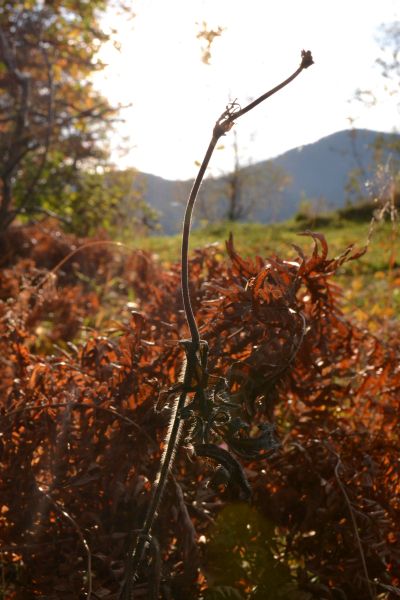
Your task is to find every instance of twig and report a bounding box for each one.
[33,239,137,292]
[0,551,6,599]
[147,536,161,600]
[1,538,78,551]
[325,445,376,600]
[3,401,157,449]
[22,206,72,225]
[172,475,200,569]
[119,343,200,600]
[39,488,93,600]
[16,40,54,214]
[375,582,400,597]
[0,24,31,225]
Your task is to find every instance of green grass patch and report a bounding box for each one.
[133,219,394,271]
[129,218,399,327]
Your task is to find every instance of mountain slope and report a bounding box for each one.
[136,129,399,234]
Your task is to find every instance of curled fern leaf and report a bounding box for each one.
[195,443,251,500]
[227,422,279,460]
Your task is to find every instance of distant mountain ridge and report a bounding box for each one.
[134,129,399,234]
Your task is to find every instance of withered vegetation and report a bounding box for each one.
[1,220,399,599]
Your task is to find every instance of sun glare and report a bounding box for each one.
[94,0,399,180]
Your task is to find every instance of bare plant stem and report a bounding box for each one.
[4,401,157,448]
[40,489,93,600]
[33,239,138,292]
[181,50,313,346]
[0,551,6,599]
[322,442,376,600]
[333,456,376,600]
[121,50,314,598]
[119,359,195,600]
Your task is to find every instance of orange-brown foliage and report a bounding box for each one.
[0,222,399,599]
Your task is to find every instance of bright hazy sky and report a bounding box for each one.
[94,0,399,181]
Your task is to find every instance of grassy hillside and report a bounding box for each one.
[138,129,400,233]
[132,216,399,330]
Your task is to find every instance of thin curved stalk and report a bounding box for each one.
[121,50,314,598]
[181,136,219,346]
[181,50,313,345]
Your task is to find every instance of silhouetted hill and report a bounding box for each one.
[135,129,399,234]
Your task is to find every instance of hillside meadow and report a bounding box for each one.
[132,217,399,330]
